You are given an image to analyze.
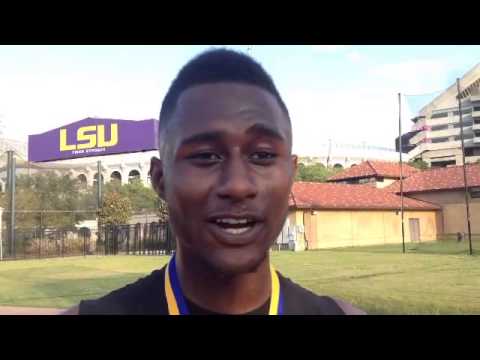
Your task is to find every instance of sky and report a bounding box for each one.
[1,45,480,156]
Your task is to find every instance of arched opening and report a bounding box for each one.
[110,171,122,184]
[333,163,344,170]
[93,173,104,186]
[128,170,141,184]
[350,164,358,168]
[77,174,87,187]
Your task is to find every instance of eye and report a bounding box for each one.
[250,151,277,164]
[187,152,222,166]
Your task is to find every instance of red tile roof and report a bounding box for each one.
[327,160,419,181]
[289,182,440,211]
[385,164,480,194]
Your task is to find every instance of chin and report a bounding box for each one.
[205,248,269,277]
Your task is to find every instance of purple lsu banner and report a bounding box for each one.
[28,118,159,162]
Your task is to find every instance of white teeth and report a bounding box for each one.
[215,218,249,225]
[223,227,250,235]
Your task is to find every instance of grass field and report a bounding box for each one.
[0,240,479,314]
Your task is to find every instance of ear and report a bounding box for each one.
[290,154,298,181]
[150,156,165,200]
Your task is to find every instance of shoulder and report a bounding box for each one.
[79,267,167,315]
[278,272,366,315]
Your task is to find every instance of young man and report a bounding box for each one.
[65,48,365,315]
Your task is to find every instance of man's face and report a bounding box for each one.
[151,83,296,275]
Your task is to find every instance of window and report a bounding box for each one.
[454,134,474,141]
[474,106,480,112]
[454,108,472,115]
[77,174,87,185]
[128,170,141,183]
[454,120,473,128]
[110,171,122,183]
[470,187,480,199]
[431,137,447,143]
[431,112,448,119]
[358,178,372,184]
[431,124,448,131]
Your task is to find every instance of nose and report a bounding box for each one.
[216,155,257,202]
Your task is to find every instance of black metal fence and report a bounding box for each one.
[0,227,93,260]
[0,222,175,261]
[98,222,175,256]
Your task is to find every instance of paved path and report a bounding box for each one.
[0,306,65,315]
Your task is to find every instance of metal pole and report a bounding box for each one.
[8,152,16,258]
[6,151,12,256]
[0,207,3,261]
[40,211,44,257]
[97,161,102,209]
[97,160,102,252]
[398,93,406,253]
[456,79,473,255]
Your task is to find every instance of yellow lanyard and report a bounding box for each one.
[165,256,283,315]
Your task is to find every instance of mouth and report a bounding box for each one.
[206,215,263,244]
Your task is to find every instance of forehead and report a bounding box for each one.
[169,83,290,141]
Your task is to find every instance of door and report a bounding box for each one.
[409,218,420,242]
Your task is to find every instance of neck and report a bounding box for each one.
[174,250,271,314]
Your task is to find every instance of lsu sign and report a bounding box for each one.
[60,124,119,151]
[28,118,159,162]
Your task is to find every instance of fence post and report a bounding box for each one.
[126,225,130,255]
[0,207,3,261]
[61,231,64,257]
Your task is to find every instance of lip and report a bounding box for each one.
[206,213,264,223]
[205,213,265,247]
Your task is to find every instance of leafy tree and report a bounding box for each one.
[98,191,133,226]
[1,172,96,229]
[408,158,429,170]
[295,163,343,183]
[104,178,169,221]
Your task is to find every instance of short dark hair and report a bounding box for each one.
[159,48,290,134]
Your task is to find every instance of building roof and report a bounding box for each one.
[289,182,440,211]
[327,160,419,182]
[385,164,480,194]
[418,62,480,115]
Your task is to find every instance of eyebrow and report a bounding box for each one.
[178,123,286,148]
[245,123,286,142]
[179,131,225,147]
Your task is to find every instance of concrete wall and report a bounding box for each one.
[289,209,440,250]
[408,190,480,234]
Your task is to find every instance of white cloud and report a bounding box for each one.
[346,51,364,63]
[368,59,453,94]
[285,86,400,156]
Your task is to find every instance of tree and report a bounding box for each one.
[98,191,133,226]
[0,172,96,229]
[103,178,169,222]
[157,198,169,222]
[295,163,343,183]
[408,159,429,171]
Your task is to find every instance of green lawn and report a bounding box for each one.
[0,240,479,314]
